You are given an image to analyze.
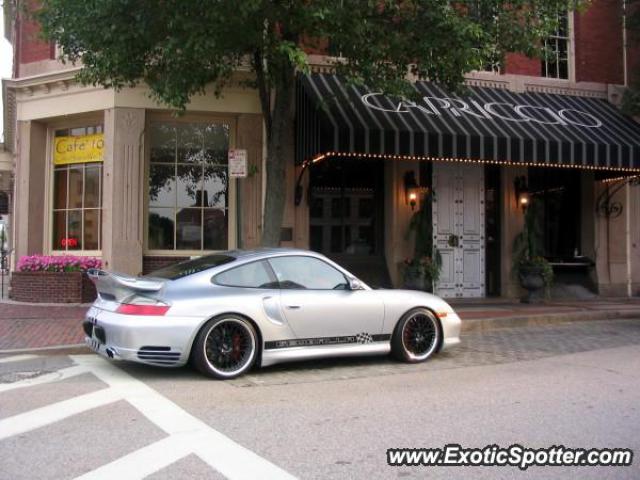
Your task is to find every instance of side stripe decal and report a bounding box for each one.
[264,334,391,350]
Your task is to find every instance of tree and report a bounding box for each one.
[622,0,640,115]
[35,0,580,246]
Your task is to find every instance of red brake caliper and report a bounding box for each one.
[232,333,242,361]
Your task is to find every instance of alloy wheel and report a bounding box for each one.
[203,318,256,378]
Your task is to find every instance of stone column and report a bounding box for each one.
[236,114,264,249]
[14,120,47,261]
[500,166,527,298]
[102,108,145,275]
[594,180,630,296]
[580,172,597,288]
[631,184,640,295]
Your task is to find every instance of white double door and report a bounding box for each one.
[432,163,485,298]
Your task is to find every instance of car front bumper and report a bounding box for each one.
[440,311,462,350]
[83,306,202,367]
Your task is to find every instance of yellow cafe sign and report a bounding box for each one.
[53,133,105,165]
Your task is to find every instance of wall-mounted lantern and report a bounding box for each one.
[404,171,421,210]
[514,175,530,212]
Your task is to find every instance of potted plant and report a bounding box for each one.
[404,190,441,292]
[11,255,102,303]
[512,200,553,303]
[403,255,441,291]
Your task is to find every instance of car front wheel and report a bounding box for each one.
[193,315,258,379]
[391,308,441,363]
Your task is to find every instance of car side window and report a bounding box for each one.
[214,260,278,288]
[268,256,348,290]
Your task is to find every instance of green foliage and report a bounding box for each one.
[620,0,640,116]
[520,255,554,287]
[405,191,441,284]
[36,0,583,109]
[404,254,442,284]
[34,0,584,245]
[406,192,434,259]
[622,86,640,117]
[512,199,554,287]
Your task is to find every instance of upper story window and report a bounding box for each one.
[147,121,230,252]
[541,11,570,80]
[52,126,104,252]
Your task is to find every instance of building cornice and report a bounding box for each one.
[307,55,618,101]
[5,67,82,91]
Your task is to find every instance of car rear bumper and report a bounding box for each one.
[84,306,201,367]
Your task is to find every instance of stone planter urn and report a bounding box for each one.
[403,265,432,292]
[518,265,546,304]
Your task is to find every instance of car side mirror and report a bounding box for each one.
[348,277,363,290]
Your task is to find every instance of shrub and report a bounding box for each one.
[17,255,102,273]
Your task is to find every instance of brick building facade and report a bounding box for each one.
[2,0,640,299]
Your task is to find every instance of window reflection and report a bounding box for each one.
[204,209,228,250]
[176,208,202,250]
[177,165,202,207]
[148,208,175,250]
[203,167,228,208]
[52,125,103,251]
[149,165,176,207]
[84,210,100,250]
[149,121,230,251]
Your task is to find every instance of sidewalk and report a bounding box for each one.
[0,302,89,353]
[0,298,639,354]
[451,297,640,332]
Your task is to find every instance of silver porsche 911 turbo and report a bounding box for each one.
[84,248,461,379]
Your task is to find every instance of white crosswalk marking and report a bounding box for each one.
[71,355,296,480]
[74,436,192,480]
[0,355,296,479]
[0,354,40,364]
[0,387,122,441]
[0,364,89,393]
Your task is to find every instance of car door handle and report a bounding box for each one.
[285,305,301,310]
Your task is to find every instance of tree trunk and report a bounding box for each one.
[261,67,296,247]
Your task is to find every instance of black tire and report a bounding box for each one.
[391,308,441,363]
[192,315,258,379]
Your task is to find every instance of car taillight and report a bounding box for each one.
[116,304,170,316]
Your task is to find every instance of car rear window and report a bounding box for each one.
[147,255,235,280]
[214,260,278,288]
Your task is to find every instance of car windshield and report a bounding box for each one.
[147,255,236,280]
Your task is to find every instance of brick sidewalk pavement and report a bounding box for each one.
[0,303,88,351]
[0,298,638,353]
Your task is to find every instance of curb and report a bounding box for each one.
[460,309,640,333]
[0,344,89,355]
[1,309,639,355]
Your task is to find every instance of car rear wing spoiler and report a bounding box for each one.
[86,269,165,303]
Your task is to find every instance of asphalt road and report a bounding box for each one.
[1,318,639,479]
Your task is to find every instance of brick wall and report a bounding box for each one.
[504,53,541,77]
[142,256,189,275]
[11,271,97,303]
[14,0,55,78]
[626,1,640,86]
[574,0,624,84]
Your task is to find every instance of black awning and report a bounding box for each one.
[296,73,640,172]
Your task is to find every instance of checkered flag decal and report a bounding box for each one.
[356,332,373,344]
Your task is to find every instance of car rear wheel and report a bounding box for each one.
[391,308,441,363]
[193,315,258,379]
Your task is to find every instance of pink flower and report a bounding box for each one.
[17,255,102,273]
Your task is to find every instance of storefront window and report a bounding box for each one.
[148,121,230,251]
[52,126,103,251]
[542,11,570,80]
